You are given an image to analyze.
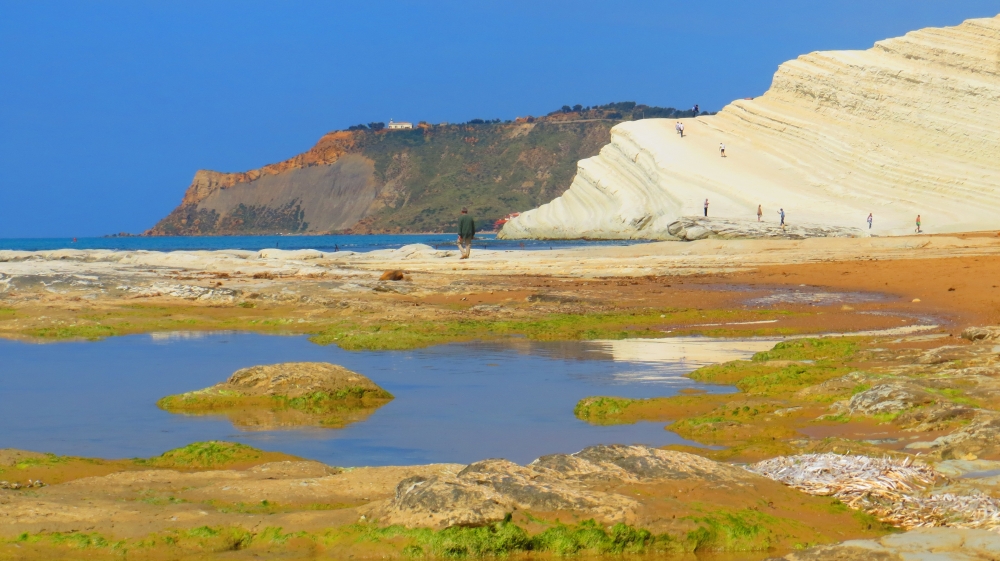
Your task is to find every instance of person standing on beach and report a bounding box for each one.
[457,207,475,259]
[778,208,786,228]
[915,214,922,233]
[867,213,873,230]
[757,205,763,222]
[719,143,726,157]
[704,199,709,217]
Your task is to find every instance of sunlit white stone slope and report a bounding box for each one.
[500,15,1000,239]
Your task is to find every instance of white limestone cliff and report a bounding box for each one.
[500,15,1000,239]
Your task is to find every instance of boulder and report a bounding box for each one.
[848,383,936,416]
[683,225,712,241]
[157,362,393,430]
[375,444,754,529]
[962,326,1000,342]
[224,362,390,399]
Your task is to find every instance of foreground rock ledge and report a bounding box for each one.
[157,362,393,429]
[771,527,1000,561]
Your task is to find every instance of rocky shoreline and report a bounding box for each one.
[4,236,1000,558]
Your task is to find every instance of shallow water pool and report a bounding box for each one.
[0,334,777,466]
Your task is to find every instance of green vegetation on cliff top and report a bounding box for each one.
[151,102,700,235]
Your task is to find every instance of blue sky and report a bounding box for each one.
[1,1,997,237]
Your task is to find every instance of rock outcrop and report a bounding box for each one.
[157,362,393,430]
[501,15,1000,239]
[373,444,760,529]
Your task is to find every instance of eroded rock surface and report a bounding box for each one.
[963,326,1000,342]
[848,383,936,416]
[374,444,757,529]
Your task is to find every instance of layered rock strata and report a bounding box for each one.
[665,217,864,241]
[501,15,1000,239]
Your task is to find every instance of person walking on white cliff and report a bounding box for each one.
[757,205,763,222]
[915,214,922,234]
[867,213,873,230]
[704,199,709,217]
[457,207,475,259]
[778,208,786,229]
[719,143,726,157]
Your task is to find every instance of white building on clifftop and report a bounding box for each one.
[387,119,413,130]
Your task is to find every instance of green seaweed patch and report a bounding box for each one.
[134,441,263,469]
[311,308,784,351]
[12,452,68,470]
[158,387,393,412]
[683,509,776,552]
[157,387,394,429]
[751,338,859,363]
[735,364,854,396]
[4,507,888,560]
[353,517,698,557]
[574,392,727,426]
[30,324,118,340]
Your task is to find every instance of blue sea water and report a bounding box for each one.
[0,234,651,253]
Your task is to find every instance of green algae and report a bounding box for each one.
[310,308,794,351]
[0,514,824,559]
[157,384,394,430]
[751,338,859,363]
[158,387,393,413]
[577,338,865,425]
[133,441,263,469]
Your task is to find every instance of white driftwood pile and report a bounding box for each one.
[748,454,1000,531]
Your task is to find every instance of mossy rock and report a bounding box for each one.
[157,362,393,430]
[135,441,266,469]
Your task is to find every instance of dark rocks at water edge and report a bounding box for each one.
[667,217,866,241]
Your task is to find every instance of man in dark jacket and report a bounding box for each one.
[457,208,475,259]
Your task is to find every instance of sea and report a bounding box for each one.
[0,234,651,253]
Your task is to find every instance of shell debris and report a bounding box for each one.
[748,454,1000,531]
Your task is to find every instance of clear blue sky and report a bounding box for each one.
[1,1,997,237]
